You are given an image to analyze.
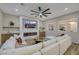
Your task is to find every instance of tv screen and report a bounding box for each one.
[24,20,37,28]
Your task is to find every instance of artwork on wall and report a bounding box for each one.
[59,24,65,31]
[49,24,54,31]
[69,22,77,32]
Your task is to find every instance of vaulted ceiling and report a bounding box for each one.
[0,3,79,21]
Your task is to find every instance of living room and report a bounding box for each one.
[0,3,79,55]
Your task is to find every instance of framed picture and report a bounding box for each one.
[59,24,65,31]
[49,24,54,31]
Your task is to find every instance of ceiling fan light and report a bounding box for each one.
[39,13,42,16]
[64,8,68,11]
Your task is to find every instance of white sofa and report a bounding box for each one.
[33,34,72,55]
[0,34,72,55]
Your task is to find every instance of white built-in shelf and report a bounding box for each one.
[2,26,19,29]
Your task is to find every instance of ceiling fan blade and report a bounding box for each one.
[30,13,35,15]
[44,12,51,14]
[38,7,41,11]
[31,10,39,13]
[35,16,37,17]
[42,8,50,13]
[43,14,47,17]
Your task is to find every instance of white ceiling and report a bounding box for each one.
[0,3,79,21]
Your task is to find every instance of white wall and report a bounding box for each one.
[2,13,19,27]
[2,13,20,33]
[0,10,3,45]
[0,10,3,33]
[44,11,79,43]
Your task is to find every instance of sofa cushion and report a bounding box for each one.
[43,39,57,47]
[43,36,57,47]
[41,43,59,55]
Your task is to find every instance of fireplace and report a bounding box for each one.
[23,32,37,37]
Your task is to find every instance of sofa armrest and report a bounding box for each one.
[58,37,72,55]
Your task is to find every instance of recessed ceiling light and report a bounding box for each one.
[15,9,19,12]
[64,8,68,11]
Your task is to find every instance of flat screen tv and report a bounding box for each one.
[24,20,37,28]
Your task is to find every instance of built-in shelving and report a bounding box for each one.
[2,26,19,29]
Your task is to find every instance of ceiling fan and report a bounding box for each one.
[31,6,52,18]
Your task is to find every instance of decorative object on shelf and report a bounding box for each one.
[39,27,45,31]
[30,6,52,18]
[9,21,14,26]
[59,27,65,31]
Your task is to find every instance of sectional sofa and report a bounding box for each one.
[0,34,72,55]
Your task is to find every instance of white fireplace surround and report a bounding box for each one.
[19,16,39,40]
